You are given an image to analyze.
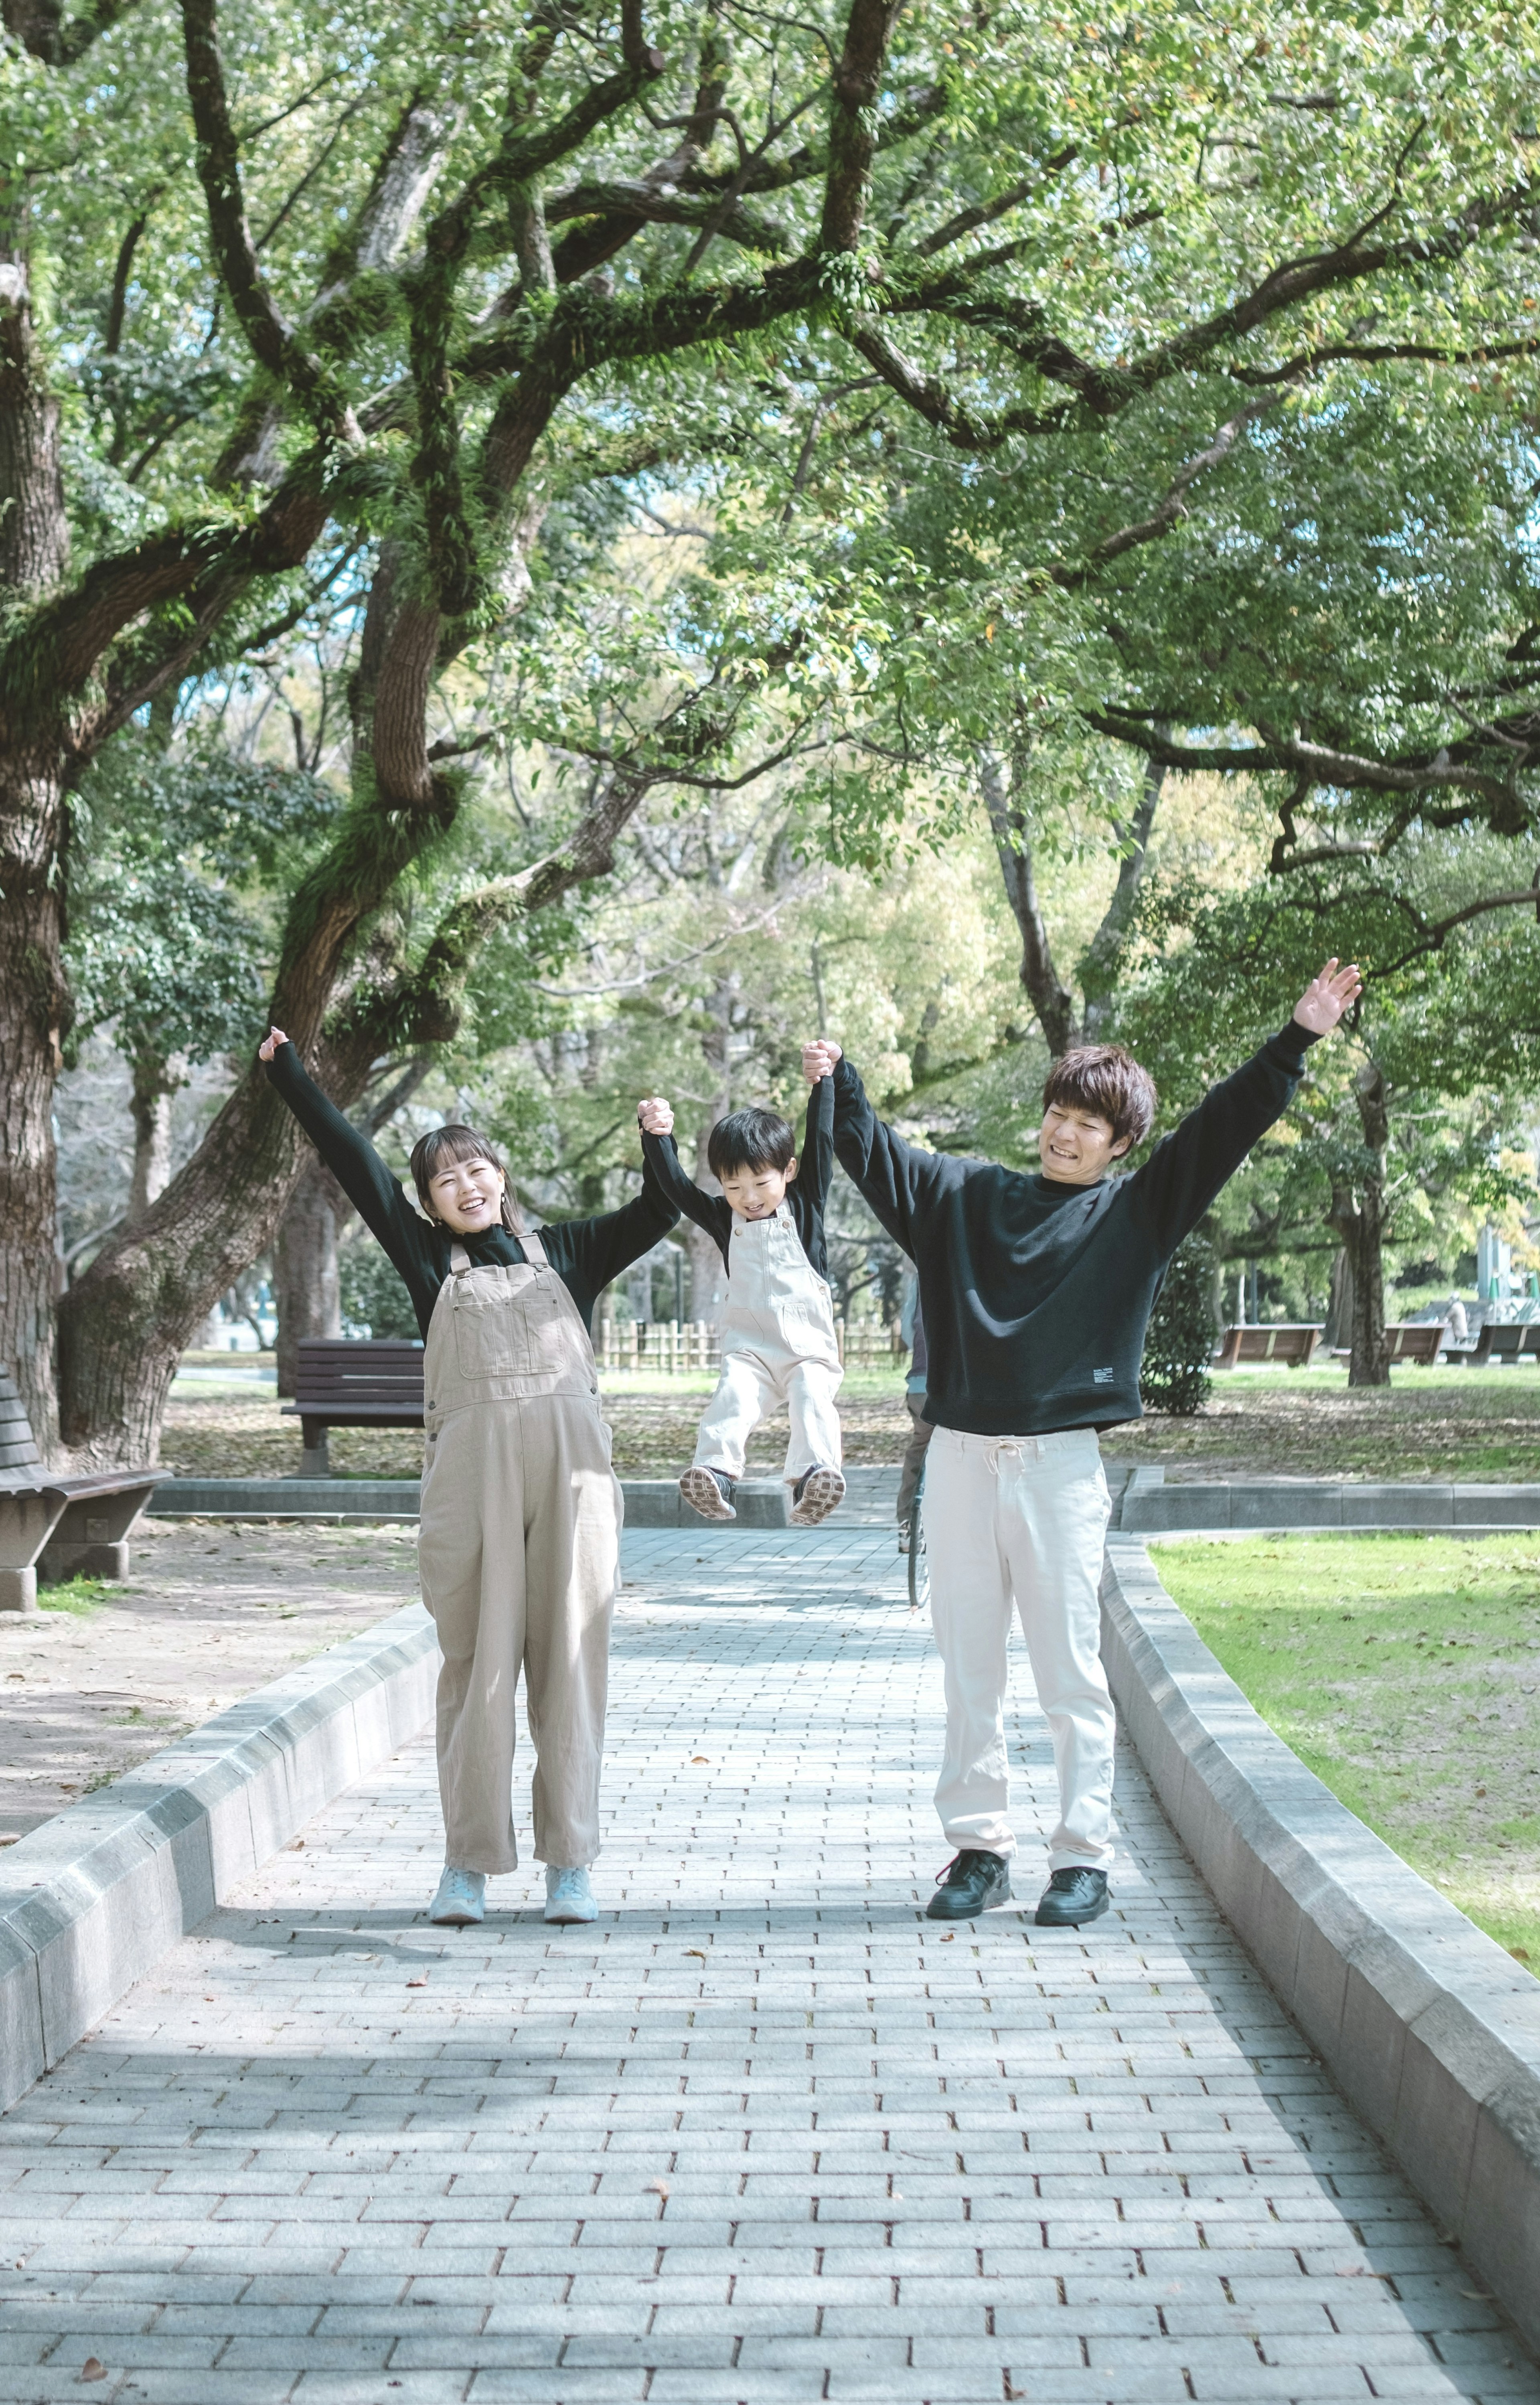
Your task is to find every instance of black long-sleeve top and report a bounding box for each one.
[831,1022,1321,1436]
[640,1074,835,1278]
[265,1043,680,1339]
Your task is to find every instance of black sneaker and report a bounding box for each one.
[680,1466,737,1521]
[790,1464,846,1525]
[1034,1867,1110,1927]
[925,1849,1012,1920]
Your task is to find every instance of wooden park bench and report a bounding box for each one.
[1443,1319,1540,1367]
[1330,1322,1451,1367]
[0,1362,158,1614]
[1214,1324,1323,1370]
[281,1338,425,1475]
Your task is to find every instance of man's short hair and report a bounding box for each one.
[1042,1044,1157,1150]
[707,1106,796,1179]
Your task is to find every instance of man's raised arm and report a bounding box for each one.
[801,1039,954,1258]
[1130,959,1362,1253]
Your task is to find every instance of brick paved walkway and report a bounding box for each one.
[1,1521,1536,2404]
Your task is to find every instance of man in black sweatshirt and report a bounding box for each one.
[802,960,1361,1929]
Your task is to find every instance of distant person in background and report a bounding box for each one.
[259,1027,681,1931]
[1446,1296,1469,1346]
[897,1273,933,1554]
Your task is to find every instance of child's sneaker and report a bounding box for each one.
[681,1465,737,1521]
[791,1465,845,1526]
[897,1518,912,1554]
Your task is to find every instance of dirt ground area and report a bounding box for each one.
[162,1361,1540,1483]
[0,1522,419,1843]
[161,1369,918,1481]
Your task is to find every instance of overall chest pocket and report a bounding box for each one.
[452,1276,532,1378]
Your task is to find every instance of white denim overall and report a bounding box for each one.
[418,1234,620,1873]
[692,1203,843,1483]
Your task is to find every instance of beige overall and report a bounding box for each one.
[691,1203,843,1484]
[418,1235,621,1874]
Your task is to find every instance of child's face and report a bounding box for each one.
[428,1153,507,1233]
[1037,1103,1130,1186]
[720,1155,798,1218]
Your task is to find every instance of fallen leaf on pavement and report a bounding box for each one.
[79,2362,106,2385]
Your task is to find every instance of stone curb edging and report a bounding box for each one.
[1119,1464,1540,1532]
[146,1476,793,1528]
[0,1601,438,2115]
[1100,1534,1540,2357]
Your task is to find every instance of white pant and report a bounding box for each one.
[694,1349,843,1483]
[924,1424,1114,1872]
[693,1204,843,1484]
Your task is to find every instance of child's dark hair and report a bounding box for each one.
[707,1106,796,1181]
[1042,1045,1157,1150]
[409,1124,525,1233]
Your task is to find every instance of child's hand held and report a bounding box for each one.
[637,1096,674,1136]
[259,1025,289,1062]
[801,1039,841,1082]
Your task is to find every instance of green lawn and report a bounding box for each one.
[1153,1532,1540,1973]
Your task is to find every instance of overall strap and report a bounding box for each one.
[449,1242,473,1274]
[520,1230,548,1266]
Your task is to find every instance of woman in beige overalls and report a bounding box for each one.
[260,1028,680,1925]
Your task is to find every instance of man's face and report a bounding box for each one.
[719,1157,797,1218]
[1037,1102,1130,1187]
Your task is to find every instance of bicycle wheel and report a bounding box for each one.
[907,1476,930,1611]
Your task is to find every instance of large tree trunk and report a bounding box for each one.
[274,1158,345,1396]
[1323,1246,1354,1351]
[1328,1059,1390,1388]
[0,752,69,1451]
[1,232,72,1453]
[55,1060,324,1466]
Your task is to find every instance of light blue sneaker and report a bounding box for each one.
[429,1866,486,1925]
[544,1865,596,1923]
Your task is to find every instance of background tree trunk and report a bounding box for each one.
[273,1159,345,1396]
[1327,1058,1391,1387]
[982,738,1165,1058]
[1323,1246,1354,1351]
[127,1052,185,1222]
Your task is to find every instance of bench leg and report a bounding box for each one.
[0,1568,38,1615]
[298,1419,331,1477]
[39,1539,130,1585]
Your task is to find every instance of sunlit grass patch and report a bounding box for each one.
[38,1577,111,1616]
[1152,1532,1540,1974]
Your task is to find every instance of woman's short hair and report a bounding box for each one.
[408,1123,525,1233]
[1042,1045,1157,1150]
[707,1106,796,1180]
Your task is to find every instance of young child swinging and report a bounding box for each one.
[636,1075,845,1526]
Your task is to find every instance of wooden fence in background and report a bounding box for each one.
[596,1321,904,1374]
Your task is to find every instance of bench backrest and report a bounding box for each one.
[1219,1324,1321,1366]
[1384,1323,1446,1362]
[1483,1322,1530,1360]
[293,1338,426,1408]
[0,1362,42,1475]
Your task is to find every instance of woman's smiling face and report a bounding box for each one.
[427,1153,506,1233]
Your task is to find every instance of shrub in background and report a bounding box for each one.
[1141,1232,1219,1416]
